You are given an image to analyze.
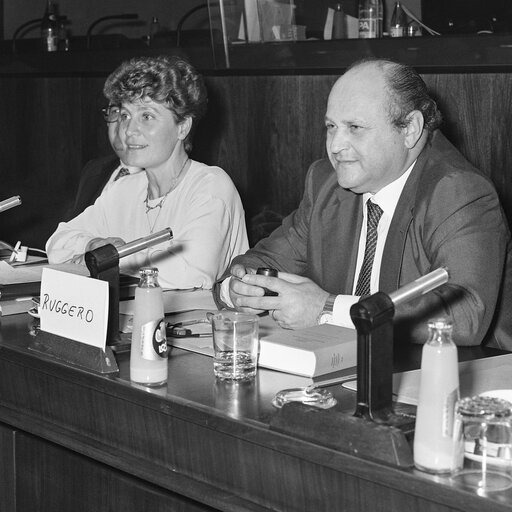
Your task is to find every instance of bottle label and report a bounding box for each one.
[139,318,168,360]
[45,35,58,52]
[359,18,379,38]
[390,26,405,37]
[442,387,459,436]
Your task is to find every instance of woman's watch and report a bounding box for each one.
[317,294,337,325]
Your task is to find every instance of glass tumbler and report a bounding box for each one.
[451,395,512,494]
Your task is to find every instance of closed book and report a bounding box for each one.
[258,323,356,377]
[119,288,216,316]
[0,296,34,316]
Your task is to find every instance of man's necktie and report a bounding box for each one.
[355,200,383,297]
[114,167,130,181]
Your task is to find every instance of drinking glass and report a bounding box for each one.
[211,311,259,380]
[451,395,512,494]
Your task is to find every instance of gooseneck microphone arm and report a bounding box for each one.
[12,19,42,53]
[388,267,449,307]
[117,229,172,260]
[0,196,22,213]
[86,13,139,49]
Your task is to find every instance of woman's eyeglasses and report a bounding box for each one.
[101,105,121,123]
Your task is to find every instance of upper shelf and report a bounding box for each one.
[1,33,512,77]
[217,33,512,74]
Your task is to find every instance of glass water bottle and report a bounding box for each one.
[41,0,58,52]
[390,1,407,37]
[414,318,460,473]
[130,267,168,386]
[358,0,383,39]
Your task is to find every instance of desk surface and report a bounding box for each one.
[0,313,511,511]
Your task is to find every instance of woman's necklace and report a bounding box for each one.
[144,158,189,232]
[144,157,189,213]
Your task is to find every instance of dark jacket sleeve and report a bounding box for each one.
[394,169,511,347]
[212,160,324,309]
[64,155,119,222]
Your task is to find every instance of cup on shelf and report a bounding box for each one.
[211,311,259,381]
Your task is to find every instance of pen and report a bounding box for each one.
[9,241,21,263]
[308,373,357,391]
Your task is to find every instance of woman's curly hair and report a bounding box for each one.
[103,55,207,153]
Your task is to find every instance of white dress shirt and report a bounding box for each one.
[333,163,415,327]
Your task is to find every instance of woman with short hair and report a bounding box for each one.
[47,55,248,289]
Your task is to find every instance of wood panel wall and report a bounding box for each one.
[1,72,511,250]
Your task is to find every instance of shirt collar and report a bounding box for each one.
[118,161,140,174]
[362,160,416,215]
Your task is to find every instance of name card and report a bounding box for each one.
[39,268,109,350]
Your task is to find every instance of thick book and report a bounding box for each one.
[258,323,357,377]
[0,296,35,316]
[119,288,216,316]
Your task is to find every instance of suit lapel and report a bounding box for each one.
[320,188,363,294]
[379,144,430,293]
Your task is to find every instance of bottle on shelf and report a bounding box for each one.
[407,20,422,37]
[413,318,461,474]
[147,16,161,46]
[41,0,59,52]
[358,0,383,39]
[57,15,70,51]
[130,267,169,387]
[390,1,407,38]
[332,3,347,40]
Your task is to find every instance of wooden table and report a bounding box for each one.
[0,314,510,512]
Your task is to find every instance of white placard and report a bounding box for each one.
[39,268,109,350]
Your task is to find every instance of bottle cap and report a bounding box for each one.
[428,318,452,330]
[456,395,512,419]
[139,266,159,276]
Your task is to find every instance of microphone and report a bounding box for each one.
[0,196,22,213]
[86,13,139,49]
[85,227,173,275]
[388,267,449,307]
[117,228,173,260]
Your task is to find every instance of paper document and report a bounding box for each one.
[168,310,280,357]
[120,288,216,316]
[169,312,356,378]
[0,260,89,285]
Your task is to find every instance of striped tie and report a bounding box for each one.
[355,200,383,297]
[114,167,130,181]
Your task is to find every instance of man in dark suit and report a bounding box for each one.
[214,58,512,348]
[65,105,141,221]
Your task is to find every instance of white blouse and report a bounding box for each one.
[46,160,249,289]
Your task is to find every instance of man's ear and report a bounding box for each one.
[403,110,425,149]
[178,117,192,140]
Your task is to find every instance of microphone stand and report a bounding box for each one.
[85,228,173,346]
[350,268,448,423]
[271,268,449,468]
[86,13,139,49]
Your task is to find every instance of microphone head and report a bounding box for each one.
[0,195,22,213]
